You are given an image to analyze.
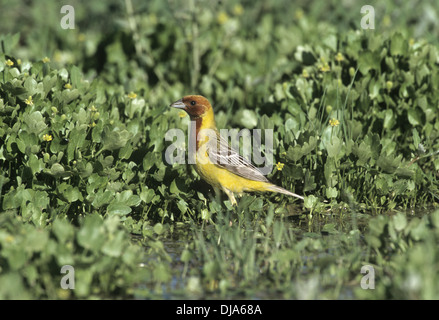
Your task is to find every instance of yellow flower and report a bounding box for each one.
[78,33,86,42]
[127,91,137,99]
[178,111,187,118]
[90,105,97,112]
[276,162,285,171]
[233,4,243,16]
[302,69,309,78]
[217,11,229,25]
[42,57,51,63]
[294,9,304,20]
[5,59,14,67]
[382,14,391,27]
[329,118,340,127]
[5,235,14,243]
[335,52,344,62]
[319,62,330,72]
[386,81,393,91]
[24,96,34,106]
[43,134,53,142]
[64,83,72,89]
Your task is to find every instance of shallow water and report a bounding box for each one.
[135,207,438,299]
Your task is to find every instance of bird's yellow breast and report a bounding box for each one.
[192,107,270,194]
[194,146,269,194]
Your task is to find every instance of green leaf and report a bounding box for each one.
[23,111,47,135]
[28,154,44,174]
[107,203,132,216]
[358,50,380,74]
[170,179,180,195]
[304,195,318,209]
[236,109,258,128]
[352,141,372,166]
[64,185,82,202]
[70,65,82,88]
[52,218,75,243]
[326,187,338,199]
[393,213,407,232]
[50,163,66,177]
[383,109,395,129]
[390,32,408,56]
[24,228,49,253]
[102,127,133,151]
[377,154,402,174]
[77,214,105,251]
[153,223,164,235]
[177,199,188,214]
[326,136,342,158]
[407,107,423,126]
[102,231,125,257]
[140,189,156,204]
[91,190,113,208]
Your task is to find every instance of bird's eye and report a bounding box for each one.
[190,101,196,106]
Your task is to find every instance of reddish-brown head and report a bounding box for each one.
[170,95,212,119]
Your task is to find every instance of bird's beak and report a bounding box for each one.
[170,99,186,109]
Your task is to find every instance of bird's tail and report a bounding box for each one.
[267,184,304,200]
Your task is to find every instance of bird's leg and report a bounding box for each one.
[222,187,237,206]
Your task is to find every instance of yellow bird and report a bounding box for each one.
[170,95,304,206]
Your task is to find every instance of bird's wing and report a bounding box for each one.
[206,132,269,182]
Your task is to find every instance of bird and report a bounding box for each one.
[170,95,304,206]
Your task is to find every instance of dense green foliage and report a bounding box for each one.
[0,0,439,299]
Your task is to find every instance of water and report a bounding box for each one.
[134,207,438,299]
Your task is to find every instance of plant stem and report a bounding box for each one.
[189,0,200,91]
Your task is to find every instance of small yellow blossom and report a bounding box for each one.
[302,69,309,78]
[78,33,86,42]
[57,288,71,300]
[5,59,14,67]
[25,96,34,106]
[294,9,304,20]
[43,134,53,142]
[335,52,344,62]
[16,59,22,66]
[42,57,51,63]
[276,162,285,171]
[382,14,391,27]
[127,92,137,99]
[64,83,72,89]
[329,118,340,127]
[90,122,96,128]
[319,62,330,72]
[217,11,229,25]
[409,38,415,46]
[90,105,97,112]
[233,4,243,16]
[178,111,187,118]
[386,81,393,91]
